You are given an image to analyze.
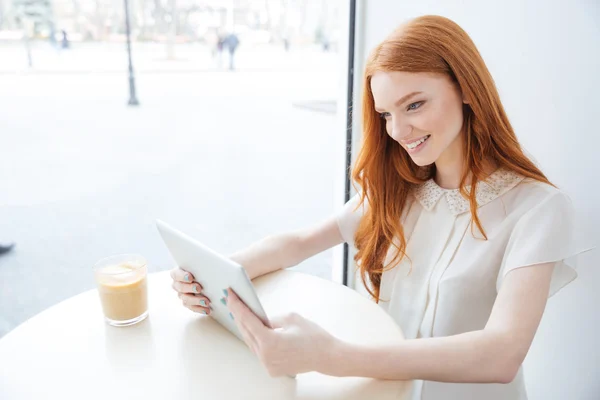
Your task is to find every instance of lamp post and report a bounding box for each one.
[123,0,139,106]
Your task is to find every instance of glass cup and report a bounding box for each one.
[93,254,149,327]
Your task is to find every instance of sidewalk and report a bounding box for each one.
[0,41,339,74]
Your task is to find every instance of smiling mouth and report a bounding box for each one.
[406,135,431,150]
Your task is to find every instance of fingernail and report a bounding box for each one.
[229,312,234,320]
[193,285,199,293]
[220,297,227,306]
[222,289,229,297]
[200,300,206,307]
[201,310,207,315]
[184,274,190,282]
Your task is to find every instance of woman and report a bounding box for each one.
[170,15,582,399]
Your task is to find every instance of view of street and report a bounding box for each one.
[0,41,344,337]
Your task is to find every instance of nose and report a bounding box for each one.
[389,119,412,143]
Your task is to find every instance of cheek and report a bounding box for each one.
[407,109,447,138]
[429,100,463,140]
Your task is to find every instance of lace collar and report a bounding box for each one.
[413,169,524,215]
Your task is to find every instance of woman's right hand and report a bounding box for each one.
[170,268,212,315]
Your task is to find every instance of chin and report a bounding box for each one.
[408,153,437,167]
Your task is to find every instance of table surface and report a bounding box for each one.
[0,270,411,400]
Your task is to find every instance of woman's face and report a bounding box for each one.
[370,71,466,167]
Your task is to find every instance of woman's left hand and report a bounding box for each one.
[226,288,339,377]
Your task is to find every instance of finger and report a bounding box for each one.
[227,289,270,338]
[227,302,260,353]
[188,305,212,315]
[179,293,211,309]
[170,268,196,283]
[270,312,305,330]
[226,293,258,348]
[269,315,286,329]
[171,280,203,294]
[233,316,259,354]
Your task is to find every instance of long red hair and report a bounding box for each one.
[353,15,553,301]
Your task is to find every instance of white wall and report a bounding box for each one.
[349,1,600,399]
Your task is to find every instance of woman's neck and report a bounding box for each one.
[434,159,498,190]
[434,166,462,189]
[433,135,497,189]
[433,141,465,189]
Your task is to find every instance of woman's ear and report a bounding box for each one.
[458,87,469,104]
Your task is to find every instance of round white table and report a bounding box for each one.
[0,270,411,399]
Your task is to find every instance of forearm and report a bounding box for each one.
[229,232,304,280]
[331,330,519,384]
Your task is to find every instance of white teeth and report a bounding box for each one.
[407,135,430,149]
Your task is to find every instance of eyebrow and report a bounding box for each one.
[374,91,423,112]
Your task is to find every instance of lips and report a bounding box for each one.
[406,135,431,150]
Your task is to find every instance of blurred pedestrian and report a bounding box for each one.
[216,34,225,68]
[224,33,240,71]
[61,30,69,49]
[283,35,290,52]
[206,29,219,58]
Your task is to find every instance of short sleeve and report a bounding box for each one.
[497,192,584,298]
[335,194,368,247]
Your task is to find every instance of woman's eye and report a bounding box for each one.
[407,101,424,111]
[379,112,391,119]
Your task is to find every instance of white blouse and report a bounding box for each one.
[336,168,584,400]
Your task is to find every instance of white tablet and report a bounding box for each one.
[156,219,271,341]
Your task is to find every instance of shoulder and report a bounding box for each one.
[503,178,573,215]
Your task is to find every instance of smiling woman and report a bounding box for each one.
[170,14,587,400]
[371,73,463,160]
[353,15,556,301]
[342,14,585,399]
